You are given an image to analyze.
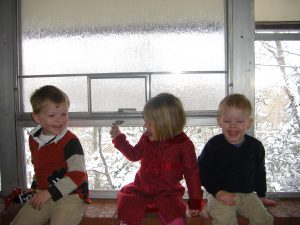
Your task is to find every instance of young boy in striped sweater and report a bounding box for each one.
[11,85,89,225]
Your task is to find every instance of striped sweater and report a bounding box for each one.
[29,126,89,202]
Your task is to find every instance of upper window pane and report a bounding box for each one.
[21,0,225,75]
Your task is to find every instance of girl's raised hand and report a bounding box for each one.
[110,123,121,139]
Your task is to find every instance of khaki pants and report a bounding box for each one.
[10,194,84,225]
[207,192,273,225]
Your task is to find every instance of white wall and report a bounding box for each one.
[255,0,300,22]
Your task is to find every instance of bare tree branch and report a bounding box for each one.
[98,127,116,189]
[262,41,300,126]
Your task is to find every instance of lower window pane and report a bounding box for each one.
[23,126,221,191]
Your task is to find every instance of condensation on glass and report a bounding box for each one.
[255,40,300,192]
[20,0,225,75]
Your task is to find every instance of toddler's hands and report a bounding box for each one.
[30,190,51,210]
[189,209,200,217]
[260,197,278,206]
[110,123,121,139]
[216,190,236,206]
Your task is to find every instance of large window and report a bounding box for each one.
[14,0,300,197]
[18,0,227,195]
[255,29,300,192]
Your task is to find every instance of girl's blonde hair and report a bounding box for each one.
[143,93,186,141]
[218,93,252,117]
[30,85,70,113]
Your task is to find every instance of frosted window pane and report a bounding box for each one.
[22,30,224,75]
[21,0,225,75]
[255,40,300,192]
[22,77,88,112]
[91,78,146,112]
[151,73,226,111]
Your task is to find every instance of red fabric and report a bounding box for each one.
[29,131,89,201]
[113,132,204,225]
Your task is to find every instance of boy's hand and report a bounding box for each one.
[260,197,278,206]
[30,190,51,210]
[216,190,236,206]
[110,123,121,139]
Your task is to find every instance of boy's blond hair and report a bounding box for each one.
[218,93,252,117]
[30,85,70,113]
[143,93,186,141]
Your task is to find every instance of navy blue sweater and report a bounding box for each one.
[198,134,267,197]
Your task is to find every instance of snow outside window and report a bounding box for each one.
[255,37,300,192]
